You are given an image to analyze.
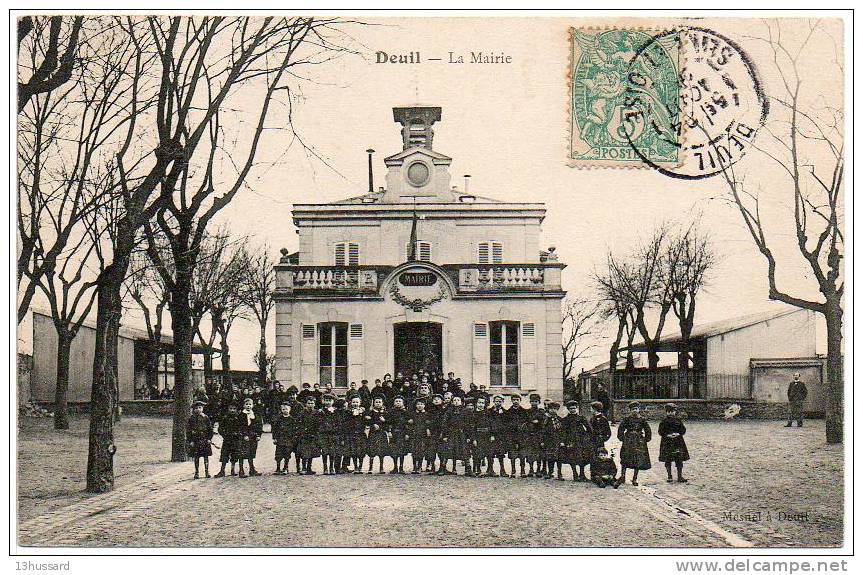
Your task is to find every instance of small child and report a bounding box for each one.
[236,397,263,478]
[616,401,652,487]
[658,403,690,483]
[271,401,299,475]
[524,393,546,477]
[319,394,340,475]
[589,400,612,455]
[488,395,508,477]
[346,397,367,473]
[365,396,389,474]
[187,400,213,479]
[214,403,239,477]
[590,447,619,488]
[409,397,432,474]
[560,400,592,482]
[388,396,410,474]
[470,396,495,477]
[541,402,563,480]
[296,396,321,475]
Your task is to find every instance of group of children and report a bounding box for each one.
[187,377,692,487]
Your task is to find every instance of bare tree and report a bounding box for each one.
[664,224,715,374]
[136,16,358,462]
[17,16,83,113]
[125,249,170,399]
[19,19,143,428]
[239,245,277,386]
[717,21,844,444]
[561,297,604,382]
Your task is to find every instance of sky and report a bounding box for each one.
[20,16,843,372]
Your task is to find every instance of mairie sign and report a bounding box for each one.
[399,271,437,287]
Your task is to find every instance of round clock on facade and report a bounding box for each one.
[406,161,430,187]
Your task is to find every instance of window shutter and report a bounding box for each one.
[472,322,490,386]
[522,323,535,337]
[478,242,490,264]
[348,243,360,266]
[492,242,503,263]
[348,323,364,384]
[334,243,346,266]
[419,241,431,262]
[300,323,317,384]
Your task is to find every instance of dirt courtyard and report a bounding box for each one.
[16,415,844,548]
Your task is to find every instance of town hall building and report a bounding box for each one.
[273,106,566,399]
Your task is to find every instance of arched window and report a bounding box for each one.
[489,320,519,387]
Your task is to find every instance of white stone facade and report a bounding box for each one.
[273,106,566,399]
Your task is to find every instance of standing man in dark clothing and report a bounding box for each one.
[786,373,809,427]
[595,383,611,421]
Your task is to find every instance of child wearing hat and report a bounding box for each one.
[616,401,652,487]
[504,394,529,478]
[388,396,411,474]
[541,402,564,480]
[590,447,619,488]
[271,400,300,475]
[561,400,592,481]
[187,400,214,479]
[488,395,508,477]
[438,395,466,475]
[296,396,321,475]
[318,394,341,475]
[346,396,368,473]
[469,396,496,477]
[408,396,432,474]
[214,402,239,477]
[365,396,389,474]
[589,401,612,455]
[523,393,546,477]
[658,403,690,483]
[333,398,351,474]
[236,397,264,478]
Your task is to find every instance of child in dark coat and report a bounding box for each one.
[504,394,529,477]
[523,393,546,477]
[658,403,690,483]
[346,397,367,474]
[488,395,508,477]
[365,397,389,474]
[616,401,652,487]
[469,396,496,477]
[589,401,612,456]
[319,394,341,475]
[590,447,619,488]
[561,400,593,481]
[388,396,411,474]
[296,396,321,475]
[187,400,214,479]
[409,397,432,474]
[236,397,264,478]
[271,401,300,475]
[541,402,564,480]
[214,403,239,477]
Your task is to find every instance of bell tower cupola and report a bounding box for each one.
[382,105,453,203]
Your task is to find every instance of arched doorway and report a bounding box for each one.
[393,322,443,376]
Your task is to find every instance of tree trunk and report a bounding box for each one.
[86,259,126,493]
[824,296,843,444]
[145,341,160,397]
[169,275,194,462]
[219,334,231,371]
[53,332,72,430]
[258,325,267,386]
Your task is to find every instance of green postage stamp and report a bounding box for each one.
[569,28,681,168]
